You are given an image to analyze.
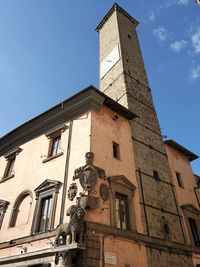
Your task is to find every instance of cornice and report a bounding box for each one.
[164,139,198,162]
[96,3,139,32]
[0,85,137,156]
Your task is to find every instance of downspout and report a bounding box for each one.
[59,119,73,225]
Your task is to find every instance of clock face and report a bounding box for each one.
[100,44,120,79]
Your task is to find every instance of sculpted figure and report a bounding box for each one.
[55,206,85,246]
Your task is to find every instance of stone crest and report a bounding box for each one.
[73,152,106,192]
[79,165,98,191]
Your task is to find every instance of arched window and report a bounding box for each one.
[9,191,32,228]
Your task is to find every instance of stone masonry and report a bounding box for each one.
[97,4,193,267]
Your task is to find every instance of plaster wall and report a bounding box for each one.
[90,106,144,234]
[0,112,91,253]
[165,144,198,208]
[103,236,148,267]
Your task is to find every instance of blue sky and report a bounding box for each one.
[0,0,199,174]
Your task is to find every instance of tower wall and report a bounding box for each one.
[97,4,192,266]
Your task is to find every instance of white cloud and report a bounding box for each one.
[191,28,200,53]
[152,27,168,42]
[170,40,187,52]
[149,11,155,21]
[189,65,200,80]
[177,0,189,5]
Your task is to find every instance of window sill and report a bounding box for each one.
[113,156,121,161]
[42,152,63,163]
[0,174,14,183]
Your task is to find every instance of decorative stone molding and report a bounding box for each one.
[31,179,62,234]
[0,199,10,229]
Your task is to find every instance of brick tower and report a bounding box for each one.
[96,4,193,266]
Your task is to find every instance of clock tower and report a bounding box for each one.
[96,4,191,267]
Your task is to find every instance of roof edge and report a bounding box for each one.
[164,139,199,162]
[0,85,137,155]
[96,3,139,32]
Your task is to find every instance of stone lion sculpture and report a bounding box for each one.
[55,206,85,246]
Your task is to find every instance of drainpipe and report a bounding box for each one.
[59,119,73,225]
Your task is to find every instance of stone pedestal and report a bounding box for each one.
[53,243,86,267]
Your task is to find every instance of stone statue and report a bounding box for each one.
[55,206,85,246]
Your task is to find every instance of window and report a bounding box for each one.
[188,217,200,247]
[108,175,136,231]
[2,147,22,181]
[9,191,32,228]
[38,196,53,232]
[176,172,184,188]
[31,179,62,234]
[50,136,61,157]
[4,156,15,178]
[43,124,67,163]
[153,170,160,180]
[115,193,129,230]
[112,142,120,159]
[0,200,9,230]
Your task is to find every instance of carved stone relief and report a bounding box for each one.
[67,183,77,201]
[73,152,106,192]
[99,183,109,201]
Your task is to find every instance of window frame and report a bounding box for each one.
[43,124,67,163]
[3,156,15,179]
[108,175,136,231]
[112,141,120,160]
[115,192,130,230]
[37,195,53,233]
[49,135,61,157]
[31,179,62,234]
[176,172,184,188]
[9,191,32,228]
[1,147,22,182]
[181,204,200,247]
[0,199,9,230]
[188,217,200,247]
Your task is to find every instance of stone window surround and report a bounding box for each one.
[9,190,32,228]
[42,124,68,163]
[31,179,62,235]
[108,175,136,231]
[1,147,22,182]
[0,199,10,230]
[181,204,200,247]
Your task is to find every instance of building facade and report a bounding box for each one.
[0,4,200,267]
